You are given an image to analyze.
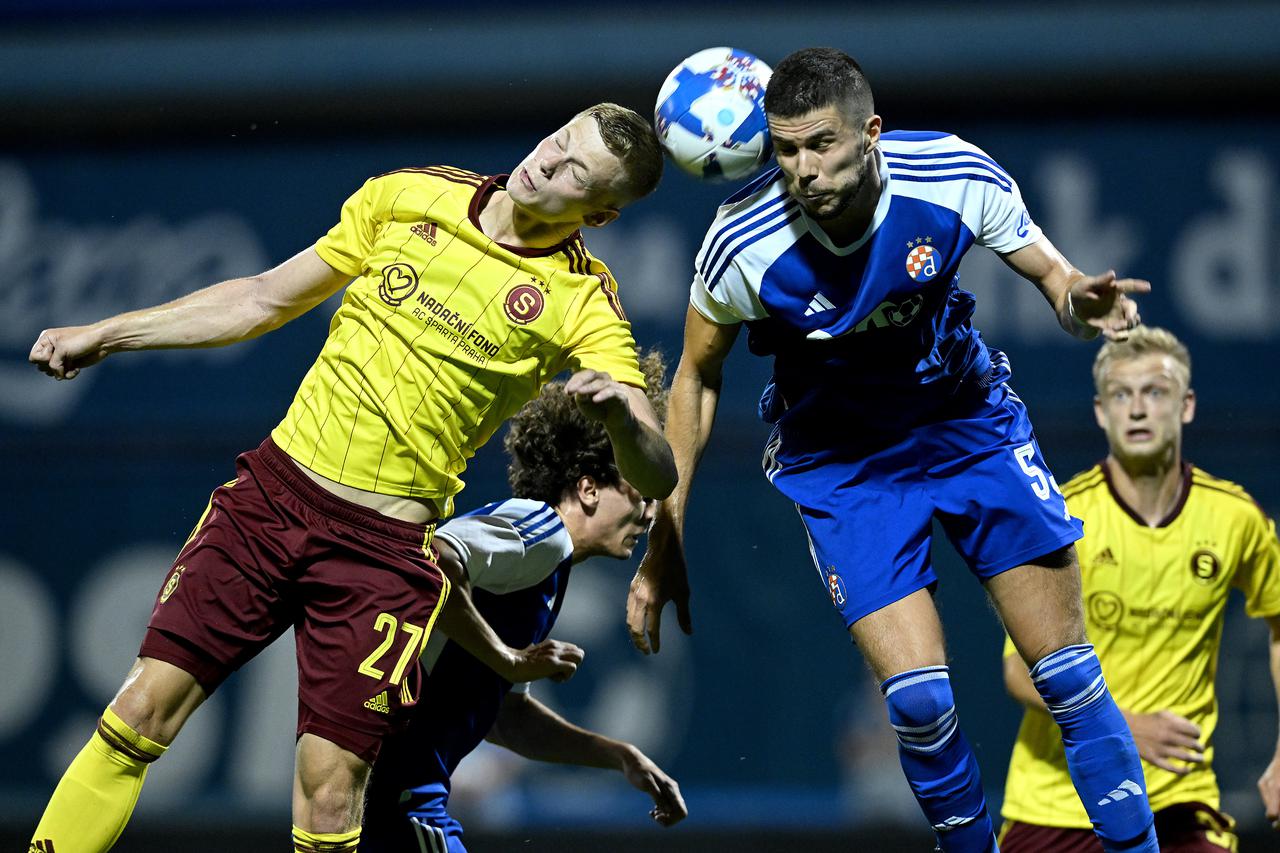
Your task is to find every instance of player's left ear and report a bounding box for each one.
[583,207,620,229]
[1181,388,1196,425]
[863,115,882,152]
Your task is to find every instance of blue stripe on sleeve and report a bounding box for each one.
[524,521,566,548]
[882,158,1012,191]
[881,148,1012,183]
[887,171,1012,194]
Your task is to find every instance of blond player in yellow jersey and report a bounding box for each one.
[26,103,676,853]
[999,327,1280,852]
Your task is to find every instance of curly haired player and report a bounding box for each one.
[363,352,686,853]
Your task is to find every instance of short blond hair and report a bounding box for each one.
[1092,326,1192,393]
[578,102,664,205]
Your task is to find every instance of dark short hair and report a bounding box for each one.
[581,102,664,205]
[504,350,668,505]
[764,47,874,121]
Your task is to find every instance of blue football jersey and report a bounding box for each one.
[690,130,1042,433]
[363,499,573,848]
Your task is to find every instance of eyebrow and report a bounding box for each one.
[772,128,837,146]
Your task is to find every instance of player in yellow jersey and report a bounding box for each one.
[999,327,1280,852]
[26,103,676,853]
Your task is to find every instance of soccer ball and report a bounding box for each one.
[654,47,773,182]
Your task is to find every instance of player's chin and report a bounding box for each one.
[611,538,641,559]
[804,195,851,221]
[1115,441,1168,464]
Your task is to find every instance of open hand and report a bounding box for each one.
[1125,709,1204,774]
[1069,271,1151,341]
[627,522,692,655]
[1260,754,1280,829]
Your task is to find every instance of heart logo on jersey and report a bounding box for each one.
[1086,590,1125,629]
[379,263,420,307]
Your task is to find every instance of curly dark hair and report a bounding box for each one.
[504,350,668,505]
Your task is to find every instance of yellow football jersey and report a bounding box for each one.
[272,167,644,516]
[1001,462,1280,827]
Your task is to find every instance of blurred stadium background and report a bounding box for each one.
[2,1,1278,849]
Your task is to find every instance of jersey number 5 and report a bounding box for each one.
[1014,442,1062,502]
[358,612,428,686]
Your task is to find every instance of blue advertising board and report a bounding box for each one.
[2,117,1278,828]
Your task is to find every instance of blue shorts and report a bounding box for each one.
[361,795,466,853]
[408,816,466,853]
[764,355,1082,628]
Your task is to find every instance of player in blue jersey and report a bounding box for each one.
[629,48,1157,853]
[362,352,687,853]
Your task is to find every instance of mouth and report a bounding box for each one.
[519,168,535,191]
[1125,428,1154,442]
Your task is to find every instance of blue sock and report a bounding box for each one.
[881,666,997,853]
[1030,644,1157,852]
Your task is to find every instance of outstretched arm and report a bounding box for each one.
[1000,237,1150,341]
[486,691,687,827]
[1260,615,1280,829]
[29,247,350,380]
[627,306,740,653]
[431,539,583,684]
[565,371,677,500]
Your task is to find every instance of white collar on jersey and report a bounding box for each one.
[801,146,893,257]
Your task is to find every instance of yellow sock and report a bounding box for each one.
[29,707,166,853]
[292,826,361,852]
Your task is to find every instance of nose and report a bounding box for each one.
[795,149,819,183]
[539,145,562,177]
[640,497,658,523]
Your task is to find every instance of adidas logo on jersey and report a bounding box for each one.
[30,840,57,853]
[1097,779,1143,806]
[1093,547,1117,567]
[804,292,836,316]
[410,221,438,246]
[363,691,391,714]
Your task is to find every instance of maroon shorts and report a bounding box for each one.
[999,802,1237,853]
[138,437,448,764]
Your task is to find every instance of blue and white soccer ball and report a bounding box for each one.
[654,47,773,182]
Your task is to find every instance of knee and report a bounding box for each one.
[296,740,370,831]
[883,667,955,722]
[1029,644,1106,715]
[109,659,204,745]
[110,684,170,745]
[303,782,363,831]
[881,666,959,752]
[1023,627,1087,665]
[300,773,368,832]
